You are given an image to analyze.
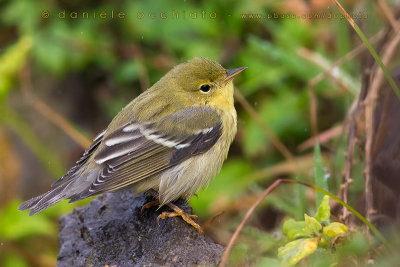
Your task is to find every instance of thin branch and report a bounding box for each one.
[240,153,317,185]
[298,125,343,152]
[377,0,400,33]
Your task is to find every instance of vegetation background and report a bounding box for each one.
[1,0,399,266]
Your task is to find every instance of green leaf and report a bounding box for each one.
[314,195,330,222]
[282,219,307,240]
[323,222,348,238]
[278,238,318,266]
[283,215,321,240]
[304,214,322,236]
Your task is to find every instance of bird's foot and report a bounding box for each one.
[157,202,204,234]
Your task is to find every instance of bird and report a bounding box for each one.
[19,57,246,233]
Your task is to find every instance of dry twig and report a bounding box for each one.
[377,0,400,33]
[298,125,343,152]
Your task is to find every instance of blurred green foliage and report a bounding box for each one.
[0,0,398,266]
[0,36,32,97]
[0,201,56,240]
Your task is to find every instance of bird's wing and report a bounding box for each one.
[76,106,222,199]
[50,129,107,187]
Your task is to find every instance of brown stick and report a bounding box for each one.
[377,0,400,33]
[298,125,343,152]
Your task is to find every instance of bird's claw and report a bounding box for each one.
[157,204,203,234]
[140,200,160,214]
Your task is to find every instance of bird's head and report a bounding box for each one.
[155,57,246,109]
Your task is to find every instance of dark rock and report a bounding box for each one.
[57,190,224,267]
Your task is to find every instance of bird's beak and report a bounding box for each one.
[222,67,247,85]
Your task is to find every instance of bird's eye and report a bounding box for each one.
[200,84,211,93]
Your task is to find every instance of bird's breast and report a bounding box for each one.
[157,105,237,205]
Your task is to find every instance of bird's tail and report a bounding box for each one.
[19,181,71,216]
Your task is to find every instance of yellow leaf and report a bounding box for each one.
[278,238,318,266]
[323,222,348,238]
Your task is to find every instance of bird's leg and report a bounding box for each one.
[141,189,161,213]
[140,199,160,213]
[143,189,204,234]
[157,202,204,234]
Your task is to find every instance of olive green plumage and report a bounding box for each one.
[19,57,246,215]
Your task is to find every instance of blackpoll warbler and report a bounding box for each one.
[19,57,246,232]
